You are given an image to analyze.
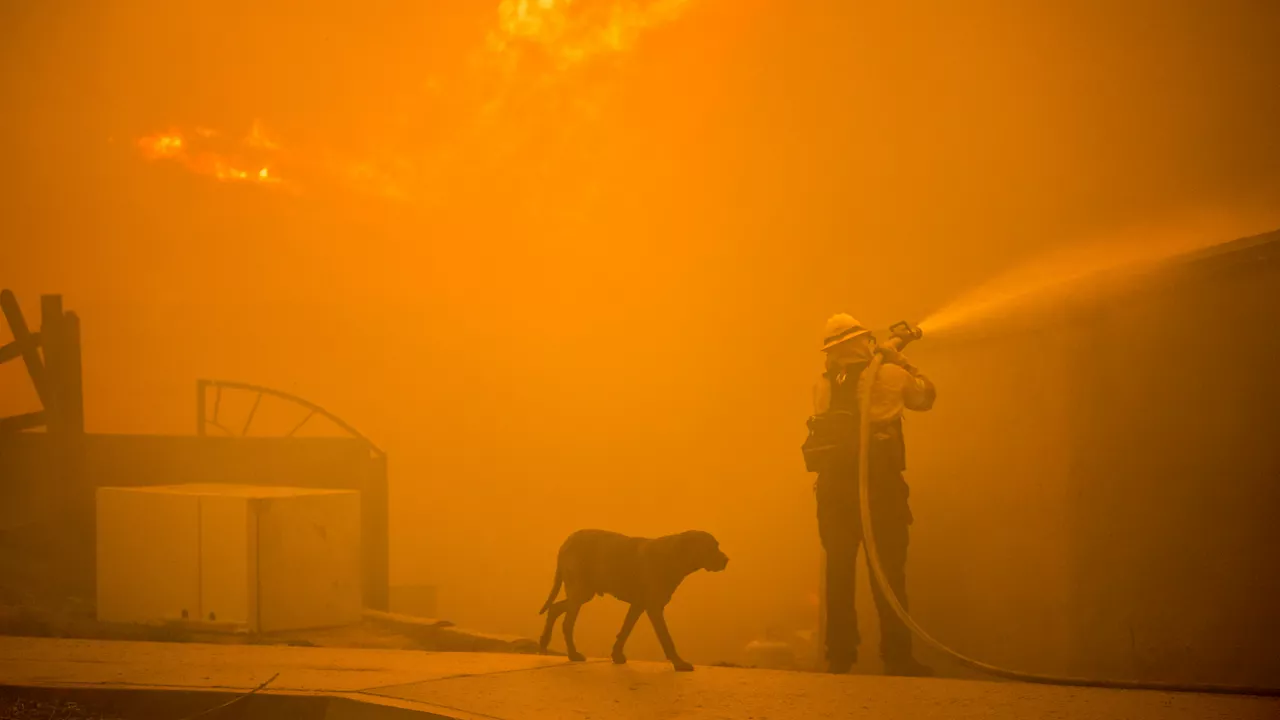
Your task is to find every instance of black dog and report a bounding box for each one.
[538,529,729,672]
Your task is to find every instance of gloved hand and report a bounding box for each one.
[876,345,909,367]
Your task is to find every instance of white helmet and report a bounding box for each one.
[822,313,871,351]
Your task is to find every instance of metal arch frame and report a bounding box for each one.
[196,379,385,458]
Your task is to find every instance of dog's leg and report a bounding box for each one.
[646,605,694,672]
[539,600,570,653]
[562,602,588,662]
[611,604,644,664]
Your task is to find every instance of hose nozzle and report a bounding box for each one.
[886,320,923,351]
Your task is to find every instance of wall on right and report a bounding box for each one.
[903,230,1280,687]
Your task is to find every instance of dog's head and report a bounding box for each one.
[677,530,730,573]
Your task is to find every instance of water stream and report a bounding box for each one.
[917,208,1280,337]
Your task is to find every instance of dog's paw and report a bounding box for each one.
[672,660,695,672]
[568,651,588,663]
[611,651,627,665]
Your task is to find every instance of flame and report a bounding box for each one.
[471,0,696,188]
[133,0,698,204]
[137,133,184,160]
[488,0,692,71]
[135,121,415,200]
[136,122,287,189]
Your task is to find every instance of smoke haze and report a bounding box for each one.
[2,0,1279,665]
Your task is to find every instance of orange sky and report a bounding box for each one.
[2,0,1279,661]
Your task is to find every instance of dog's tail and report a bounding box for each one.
[538,565,563,615]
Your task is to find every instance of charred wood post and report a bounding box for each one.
[40,293,92,573]
[40,295,85,436]
[0,291,87,436]
[1,289,52,426]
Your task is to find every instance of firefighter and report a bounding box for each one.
[808,313,936,676]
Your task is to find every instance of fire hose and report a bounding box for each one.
[852,321,1280,697]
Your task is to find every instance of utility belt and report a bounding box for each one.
[802,412,907,475]
[801,409,859,474]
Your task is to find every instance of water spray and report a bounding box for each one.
[853,320,1280,697]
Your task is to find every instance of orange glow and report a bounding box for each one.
[136,123,287,189]
[137,133,184,160]
[133,1,694,204]
[244,120,281,151]
[134,121,411,199]
[7,0,1280,681]
[488,0,692,69]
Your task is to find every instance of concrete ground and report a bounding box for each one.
[0,636,1275,720]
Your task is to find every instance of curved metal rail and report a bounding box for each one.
[196,379,384,458]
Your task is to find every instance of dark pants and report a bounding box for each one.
[815,442,914,666]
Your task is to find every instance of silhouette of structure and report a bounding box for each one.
[0,292,389,612]
[0,290,84,435]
